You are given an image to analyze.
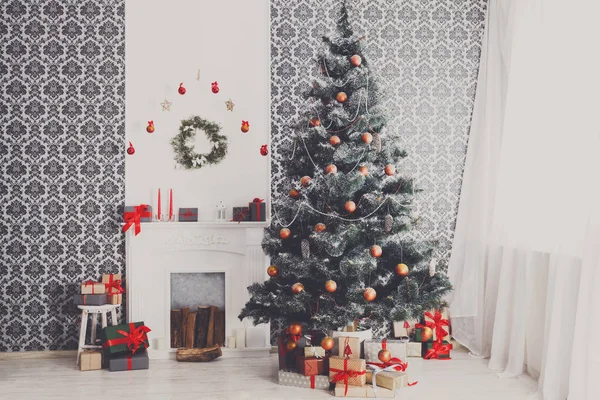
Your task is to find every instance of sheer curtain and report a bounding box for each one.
[447,0,600,399]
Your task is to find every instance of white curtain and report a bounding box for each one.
[447,0,600,399]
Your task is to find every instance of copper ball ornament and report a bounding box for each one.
[378,349,392,363]
[362,132,373,144]
[330,135,341,146]
[280,228,291,240]
[325,280,337,293]
[314,223,326,233]
[385,165,396,176]
[396,263,409,277]
[286,341,298,351]
[288,323,303,336]
[350,55,362,67]
[267,265,279,277]
[291,282,305,294]
[321,336,335,351]
[336,92,348,103]
[363,287,377,302]
[345,201,357,213]
[309,118,321,127]
[358,166,369,176]
[370,245,382,258]
[301,176,312,187]
[421,327,433,342]
[289,188,300,199]
[326,164,338,174]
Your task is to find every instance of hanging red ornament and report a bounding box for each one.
[336,92,348,103]
[358,166,369,176]
[211,81,220,94]
[301,176,312,187]
[325,280,337,293]
[309,118,321,127]
[314,223,326,233]
[350,55,362,67]
[288,323,303,336]
[330,135,341,146]
[385,165,396,176]
[146,121,155,133]
[260,144,269,156]
[178,82,186,95]
[291,282,305,294]
[325,164,338,174]
[289,188,300,199]
[241,120,250,133]
[363,287,377,302]
[345,201,357,213]
[267,265,279,277]
[396,263,409,277]
[362,132,373,144]
[126,142,135,155]
[370,245,382,258]
[280,228,291,239]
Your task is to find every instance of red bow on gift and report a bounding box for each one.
[424,341,453,360]
[182,209,197,218]
[123,205,151,236]
[105,279,125,295]
[331,358,366,396]
[424,309,449,342]
[116,324,151,354]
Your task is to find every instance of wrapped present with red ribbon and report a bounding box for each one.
[295,353,329,376]
[329,356,367,395]
[123,205,152,236]
[231,207,251,223]
[81,280,106,295]
[278,370,330,390]
[248,198,266,221]
[102,273,125,305]
[178,207,199,222]
[278,329,301,370]
[101,321,151,358]
[366,367,411,391]
[424,309,451,342]
[422,340,452,360]
[364,338,407,364]
[108,349,149,372]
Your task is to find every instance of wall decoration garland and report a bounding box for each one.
[171,116,228,169]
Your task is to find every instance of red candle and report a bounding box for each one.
[169,189,173,220]
[157,189,161,220]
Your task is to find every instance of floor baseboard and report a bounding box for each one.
[0,350,77,361]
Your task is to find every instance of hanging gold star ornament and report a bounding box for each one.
[225,99,235,111]
[160,98,172,112]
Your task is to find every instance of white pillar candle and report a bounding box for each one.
[227,336,236,348]
[235,329,246,348]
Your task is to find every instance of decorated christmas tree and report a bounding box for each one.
[240,2,452,334]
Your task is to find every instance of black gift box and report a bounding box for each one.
[248,201,266,221]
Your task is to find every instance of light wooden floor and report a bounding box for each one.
[0,344,537,400]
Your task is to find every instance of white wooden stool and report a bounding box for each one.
[76,304,120,365]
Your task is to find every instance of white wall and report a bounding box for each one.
[125,0,270,221]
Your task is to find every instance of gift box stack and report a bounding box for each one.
[394,308,452,360]
[73,274,124,306]
[231,198,266,223]
[101,321,151,372]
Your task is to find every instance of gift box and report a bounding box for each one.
[101,321,150,358]
[331,329,372,358]
[73,294,107,306]
[248,199,266,221]
[297,330,327,348]
[81,281,105,295]
[364,339,407,364]
[178,208,198,222]
[407,342,422,357]
[304,346,326,358]
[295,354,328,376]
[79,350,102,371]
[424,309,451,342]
[422,340,452,359]
[278,334,298,370]
[336,336,361,359]
[334,383,394,398]
[278,370,330,390]
[123,205,152,222]
[393,319,419,337]
[414,328,434,343]
[101,274,124,304]
[329,356,367,388]
[108,294,122,305]
[108,349,150,372]
[232,207,251,223]
[366,369,409,390]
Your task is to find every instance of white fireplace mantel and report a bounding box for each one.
[125,221,271,359]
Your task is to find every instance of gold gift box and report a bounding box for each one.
[329,356,367,387]
[81,282,105,295]
[304,346,326,358]
[79,350,102,371]
[366,370,409,390]
[334,383,394,398]
[108,294,122,305]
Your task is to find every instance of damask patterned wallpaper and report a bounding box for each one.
[270,0,486,338]
[0,0,125,351]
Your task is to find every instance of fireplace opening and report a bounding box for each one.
[170,272,226,349]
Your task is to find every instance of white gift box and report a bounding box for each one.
[330,329,372,358]
[393,318,420,337]
[364,339,408,363]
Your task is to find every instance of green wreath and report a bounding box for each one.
[171,116,228,169]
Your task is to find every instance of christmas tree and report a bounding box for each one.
[240,2,452,333]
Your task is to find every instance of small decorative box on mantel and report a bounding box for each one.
[123,206,152,223]
[178,208,199,222]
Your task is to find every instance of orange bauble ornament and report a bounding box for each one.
[267,265,279,277]
[309,118,321,127]
[370,245,382,258]
[396,263,409,277]
[350,55,362,67]
[336,92,348,103]
[421,327,433,342]
[363,287,377,302]
[321,336,335,351]
[286,341,298,351]
[301,176,312,187]
[330,135,341,146]
[288,323,303,336]
[314,223,326,233]
[326,164,338,174]
[362,132,373,144]
[325,280,337,293]
[289,188,300,199]
[378,349,392,363]
[358,166,369,176]
[280,228,291,239]
[345,201,357,213]
[385,165,396,176]
[291,282,305,294]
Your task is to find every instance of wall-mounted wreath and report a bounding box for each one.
[171,116,228,169]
